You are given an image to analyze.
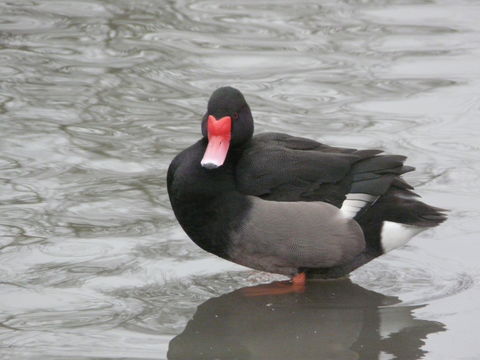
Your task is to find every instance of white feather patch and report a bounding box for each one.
[340,193,377,218]
[381,221,425,253]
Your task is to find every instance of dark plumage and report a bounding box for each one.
[167,86,447,280]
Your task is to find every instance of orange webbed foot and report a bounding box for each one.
[241,273,307,297]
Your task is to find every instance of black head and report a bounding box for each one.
[201,87,254,169]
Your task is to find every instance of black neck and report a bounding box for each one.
[168,139,251,258]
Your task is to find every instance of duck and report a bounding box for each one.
[167,86,446,285]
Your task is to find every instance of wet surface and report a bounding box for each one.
[168,279,445,360]
[0,0,480,359]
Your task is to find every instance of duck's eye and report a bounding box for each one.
[232,112,239,120]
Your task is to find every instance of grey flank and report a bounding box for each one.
[229,197,365,276]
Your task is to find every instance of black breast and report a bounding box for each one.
[167,140,250,259]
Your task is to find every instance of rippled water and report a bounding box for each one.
[1,0,480,359]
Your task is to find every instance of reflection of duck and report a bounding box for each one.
[168,279,444,360]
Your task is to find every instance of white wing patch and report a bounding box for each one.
[340,193,378,218]
[381,221,425,253]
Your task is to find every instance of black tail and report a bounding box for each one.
[307,155,447,280]
[347,153,447,227]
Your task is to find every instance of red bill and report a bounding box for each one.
[201,115,232,169]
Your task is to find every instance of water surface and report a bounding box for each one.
[1,0,480,359]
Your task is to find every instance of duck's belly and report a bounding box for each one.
[227,197,365,276]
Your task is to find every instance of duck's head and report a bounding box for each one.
[201,87,254,169]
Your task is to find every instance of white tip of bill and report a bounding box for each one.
[201,161,220,169]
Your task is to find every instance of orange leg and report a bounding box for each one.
[241,272,307,297]
[292,272,306,286]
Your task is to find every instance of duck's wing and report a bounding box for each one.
[236,132,413,210]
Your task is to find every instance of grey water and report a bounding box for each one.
[0,0,479,359]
